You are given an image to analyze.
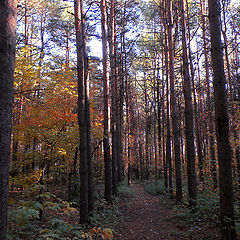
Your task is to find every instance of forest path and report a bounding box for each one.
[115,183,186,240]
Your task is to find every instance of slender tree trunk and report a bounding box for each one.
[165,34,171,190]
[208,0,236,238]
[157,70,162,181]
[153,56,158,181]
[179,0,196,206]
[144,77,149,180]
[117,40,124,183]
[185,0,204,183]
[167,0,182,201]
[200,0,217,188]
[101,0,112,203]
[221,0,232,101]
[80,0,93,214]
[74,0,88,224]
[109,0,118,195]
[161,2,170,189]
[0,0,17,239]
[117,63,123,183]
[82,0,94,212]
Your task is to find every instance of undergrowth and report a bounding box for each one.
[7,182,134,240]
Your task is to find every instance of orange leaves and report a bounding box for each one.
[90,227,114,240]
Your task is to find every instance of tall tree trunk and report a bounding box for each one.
[117,60,123,183]
[86,80,94,213]
[221,0,232,101]
[109,0,118,195]
[185,0,204,183]
[161,3,169,188]
[101,0,112,203]
[153,55,158,181]
[0,0,17,239]
[208,0,236,239]
[165,30,171,190]
[157,69,162,181]
[144,77,149,180]
[81,0,94,213]
[117,37,124,183]
[74,0,88,224]
[179,0,196,206]
[167,0,182,201]
[200,0,217,188]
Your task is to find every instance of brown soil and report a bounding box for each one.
[115,183,218,240]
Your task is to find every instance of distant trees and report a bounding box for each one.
[0,0,18,239]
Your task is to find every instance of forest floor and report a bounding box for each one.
[115,183,219,240]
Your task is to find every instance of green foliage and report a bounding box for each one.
[50,218,72,231]
[7,183,121,240]
[117,182,135,198]
[173,188,219,231]
[144,180,220,236]
[144,180,167,196]
[8,206,39,227]
[89,198,118,227]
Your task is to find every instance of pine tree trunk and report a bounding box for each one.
[208,0,236,238]
[101,0,112,203]
[74,0,88,224]
[200,0,217,188]
[162,3,169,188]
[0,0,17,238]
[167,0,182,201]
[179,0,197,206]
[79,0,94,213]
[109,0,118,195]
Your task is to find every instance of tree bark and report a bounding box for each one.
[101,0,112,203]
[179,0,197,206]
[0,0,17,238]
[109,0,118,195]
[74,0,88,224]
[167,0,182,201]
[208,0,236,239]
[185,0,204,184]
[200,0,217,188]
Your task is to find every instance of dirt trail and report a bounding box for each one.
[115,184,185,240]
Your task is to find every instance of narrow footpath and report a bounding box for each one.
[115,184,185,240]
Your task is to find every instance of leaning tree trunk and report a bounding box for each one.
[208,0,236,239]
[74,0,88,224]
[0,0,17,239]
